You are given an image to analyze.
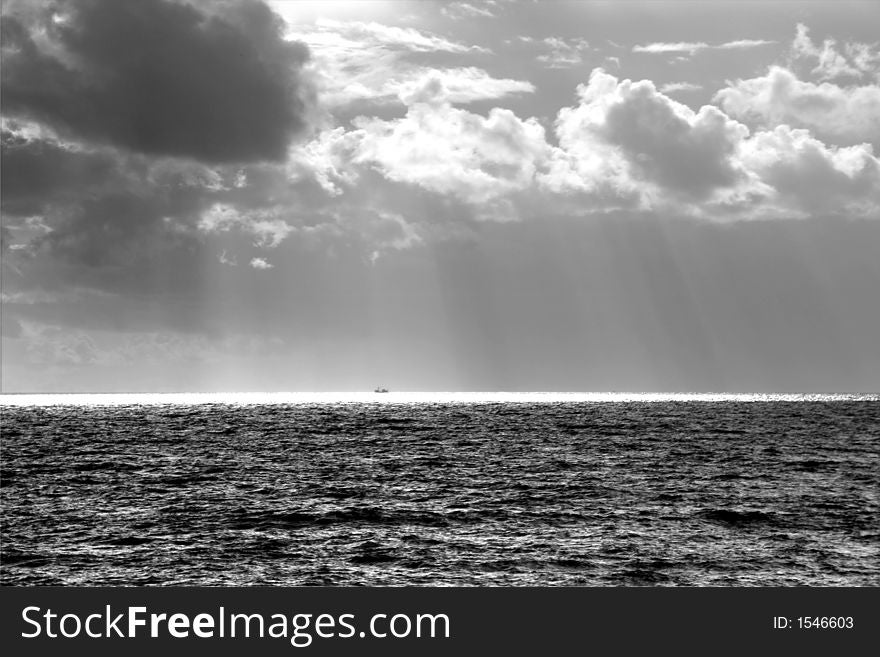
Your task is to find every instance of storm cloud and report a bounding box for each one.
[1,0,314,163]
[0,129,119,216]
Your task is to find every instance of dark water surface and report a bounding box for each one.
[2,395,878,585]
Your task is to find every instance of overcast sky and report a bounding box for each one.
[2,0,879,392]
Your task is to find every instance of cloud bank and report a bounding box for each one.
[715,66,880,146]
[316,67,879,221]
[1,0,315,163]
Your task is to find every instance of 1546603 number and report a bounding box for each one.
[797,617,853,629]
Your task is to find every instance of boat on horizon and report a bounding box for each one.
[374,386,389,393]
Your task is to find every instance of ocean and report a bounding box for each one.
[1,393,878,586]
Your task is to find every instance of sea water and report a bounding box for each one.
[2,393,878,585]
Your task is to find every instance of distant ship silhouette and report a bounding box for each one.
[374,386,389,393]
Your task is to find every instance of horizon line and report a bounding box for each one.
[2,391,878,407]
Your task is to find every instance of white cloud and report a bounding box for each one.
[535,37,591,69]
[715,66,880,145]
[846,42,880,80]
[365,211,422,252]
[633,41,708,55]
[354,210,423,262]
[198,204,295,248]
[289,18,489,54]
[717,39,778,50]
[288,127,362,195]
[249,257,274,269]
[312,60,532,108]
[552,70,750,202]
[604,55,621,69]
[660,82,704,94]
[547,69,880,220]
[633,39,775,56]
[345,76,551,206]
[284,19,524,109]
[292,66,880,225]
[442,2,496,20]
[394,68,534,104]
[740,125,880,216]
[791,23,879,82]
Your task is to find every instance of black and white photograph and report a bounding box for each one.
[2,0,878,610]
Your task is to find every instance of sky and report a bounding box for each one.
[1,0,879,393]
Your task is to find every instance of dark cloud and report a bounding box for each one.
[32,192,202,271]
[0,128,212,282]
[1,129,120,216]
[1,0,313,163]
